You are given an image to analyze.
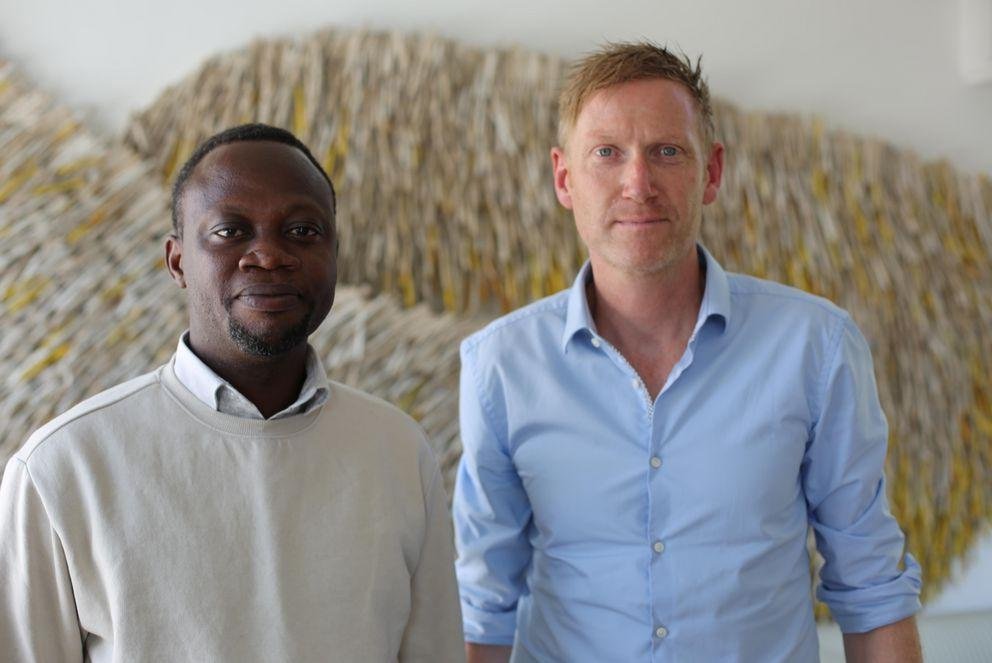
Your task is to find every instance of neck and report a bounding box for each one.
[188,334,309,418]
[588,249,704,397]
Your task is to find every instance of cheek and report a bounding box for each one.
[306,256,338,301]
[569,175,613,216]
[570,206,598,243]
[182,259,231,307]
[318,252,337,281]
[186,282,226,313]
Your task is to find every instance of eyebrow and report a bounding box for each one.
[584,132,688,144]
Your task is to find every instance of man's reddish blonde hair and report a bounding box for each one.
[557,42,714,147]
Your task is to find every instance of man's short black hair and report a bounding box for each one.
[170,123,336,236]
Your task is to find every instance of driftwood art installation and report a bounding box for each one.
[2,28,991,616]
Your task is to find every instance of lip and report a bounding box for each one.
[614,217,668,226]
[234,284,302,311]
[237,284,301,296]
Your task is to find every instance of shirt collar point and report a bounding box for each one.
[561,261,596,350]
[697,244,732,331]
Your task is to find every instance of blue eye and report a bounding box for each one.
[660,146,679,157]
[594,147,614,157]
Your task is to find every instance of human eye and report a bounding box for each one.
[594,146,616,158]
[659,145,680,158]
[288,223,323,238]
[212,225,246,239]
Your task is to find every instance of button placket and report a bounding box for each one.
[596,335,653,414]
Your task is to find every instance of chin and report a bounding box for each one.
[604,249,683,276]
[228,316,312,357]
[637,240,697,271]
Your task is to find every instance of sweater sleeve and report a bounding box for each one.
[0,458,85,662]
[398,442,465,663]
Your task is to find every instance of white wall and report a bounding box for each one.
[925,529,992,615]
[2,0,991,175]
[1,0,990,613]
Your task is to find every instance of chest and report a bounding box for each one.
[501,338,815,547]
[619,343,684,399]
[55,436,421,654]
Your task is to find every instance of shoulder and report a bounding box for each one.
[321,380,440,489]
[723,272,871,405]
[14,368,166,465]
[324,380,420,428]
[726,271,851,329]
[322,380,429,447]
[460,289,570,357]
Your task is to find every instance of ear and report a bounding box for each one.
[165,234,187,288]
[702,141,725,205]
[551,146,574,210]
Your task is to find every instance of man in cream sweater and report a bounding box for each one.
[0,123,465,662]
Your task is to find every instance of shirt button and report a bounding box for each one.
[590,337,601,348]
[631,378,640,389]
[650,456,662,469]
[656,626,668,639]
[653,541,665,553]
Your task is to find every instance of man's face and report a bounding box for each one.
[166,141,337,361]
[551,78,723,278]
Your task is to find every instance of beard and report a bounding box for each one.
[227,311,314,357]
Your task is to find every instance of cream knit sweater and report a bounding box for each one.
[0,359,464,662]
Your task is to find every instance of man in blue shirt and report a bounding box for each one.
[453,43,922,662]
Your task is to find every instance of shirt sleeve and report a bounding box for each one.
[0,458,85,662]
[452,340,533,646]
[802,314,922,633]
[399,442,465,663]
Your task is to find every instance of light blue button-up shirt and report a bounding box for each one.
[454,246,921,662]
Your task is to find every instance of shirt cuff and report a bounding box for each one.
[461,601,517,645]
[819,553,923,633]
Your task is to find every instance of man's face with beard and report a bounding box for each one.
[166,140,337,366]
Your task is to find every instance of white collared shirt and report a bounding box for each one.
[172,332,328,420]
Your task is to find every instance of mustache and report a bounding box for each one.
[233,283,302,297]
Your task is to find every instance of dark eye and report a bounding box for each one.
[288,225,322,238]
[594,146,615,158]
[213,227,246,239]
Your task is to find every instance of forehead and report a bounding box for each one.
[184,141,333,217]
[571,78,702,142]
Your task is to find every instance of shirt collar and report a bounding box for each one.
[696,243,731,334]
[561,261,597,352]
[173,332,329,419]
[561,243,732,352]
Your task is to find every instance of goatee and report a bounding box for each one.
[228,314,313,357]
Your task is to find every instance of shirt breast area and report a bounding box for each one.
[465,281,843,580]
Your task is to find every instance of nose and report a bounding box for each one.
[621,154,657,204]
[238,237,301,271]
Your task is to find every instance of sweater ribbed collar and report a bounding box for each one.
[159,356,329,438]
